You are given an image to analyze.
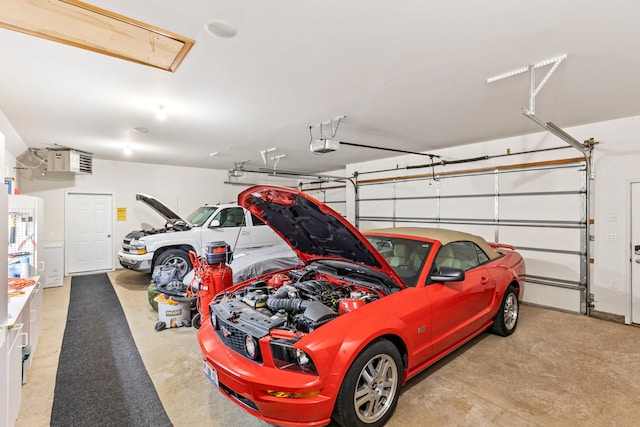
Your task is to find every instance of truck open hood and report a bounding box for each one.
[135,193,188,225]
[238,185,404,285]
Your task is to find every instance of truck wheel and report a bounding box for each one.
[155,249,191,279]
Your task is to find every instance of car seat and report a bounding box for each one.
[435,245,464,270]
[222,209,244,227]
[388,243,411,267]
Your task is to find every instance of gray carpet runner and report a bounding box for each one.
[51,273,172,426]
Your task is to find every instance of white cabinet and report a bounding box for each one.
[3,278,41,427]
[23,281,43,382]
[6,319,26,427]
[41,242,64,288]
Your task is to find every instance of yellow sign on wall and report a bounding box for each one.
[117,207,127,221]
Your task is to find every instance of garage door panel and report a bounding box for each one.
[499,167,584,193]
[395,181,437,198]
[439,174,494,196]
[523,283,582,313]
[500,194,582,222]
[520,250,581,283]
[442,224,495,241]
[359,199,394,218]
[440,197,494,219]
[500,227,581,252]
[359,183,396,199]
[395,198,438,219]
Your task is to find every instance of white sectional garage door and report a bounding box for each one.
[355,159,588,314]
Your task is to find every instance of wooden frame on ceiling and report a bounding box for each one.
[0,0,195,72]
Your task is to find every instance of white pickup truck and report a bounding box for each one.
[117,193,283,278]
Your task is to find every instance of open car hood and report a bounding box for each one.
[135,193,188,225]
[238,185,404,285]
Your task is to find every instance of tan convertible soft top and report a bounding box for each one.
[364,227,501,260]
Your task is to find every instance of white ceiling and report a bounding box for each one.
[1,0,638,174]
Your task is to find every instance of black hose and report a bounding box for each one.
[266,296,309,313]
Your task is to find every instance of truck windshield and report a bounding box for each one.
[186,206,218,226]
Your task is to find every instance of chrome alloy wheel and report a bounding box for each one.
[503,292,519,331]
[353,353,399,424]
[164,256,189,277]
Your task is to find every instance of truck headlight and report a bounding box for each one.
[270,339,318,375]
[129,239,147,255]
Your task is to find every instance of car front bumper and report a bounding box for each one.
[117,250,152,273]
[197,321,335,427]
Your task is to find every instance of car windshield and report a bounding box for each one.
[186,206,218,226]
[366,235,433,287]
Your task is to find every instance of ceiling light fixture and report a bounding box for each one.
[209,151,219,157]
[0,0,194,72]
[131,127,149,134]
[205,19,238,38]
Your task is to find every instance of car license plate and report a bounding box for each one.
[203,361,219,388]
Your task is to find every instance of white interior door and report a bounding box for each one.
[65,192,114,275]
[631,183,640,324]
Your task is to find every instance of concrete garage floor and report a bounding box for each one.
[16,269,640,427]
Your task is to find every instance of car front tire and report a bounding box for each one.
[491,285,519,336]
[333,339,402,427]
[154,249,191,279]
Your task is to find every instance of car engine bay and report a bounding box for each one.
[211,260,401,337]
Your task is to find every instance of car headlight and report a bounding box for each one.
[270,339,318,375]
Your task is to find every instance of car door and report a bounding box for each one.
[246,211,280,247]
[426,241,497,356]
[202,207,251,251]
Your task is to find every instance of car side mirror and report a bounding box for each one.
[209,219,221,228]
[430,267,465,283]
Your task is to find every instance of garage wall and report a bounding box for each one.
[18,158,299,270]
[346,115,640,323]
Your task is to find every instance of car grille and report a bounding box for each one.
[215,316,263,363]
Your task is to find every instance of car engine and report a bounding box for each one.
[212,264,384,337]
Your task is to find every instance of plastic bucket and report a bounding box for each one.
[155,294,190,327]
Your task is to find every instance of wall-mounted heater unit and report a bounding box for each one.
[47,149,93,174]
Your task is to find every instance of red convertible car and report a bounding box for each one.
[197,185,525,427]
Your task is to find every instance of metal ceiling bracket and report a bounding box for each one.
[488,54,589,156]
[525,54,567,115]
[310,115,345,140]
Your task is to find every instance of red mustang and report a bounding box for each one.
[197,185,525,427]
